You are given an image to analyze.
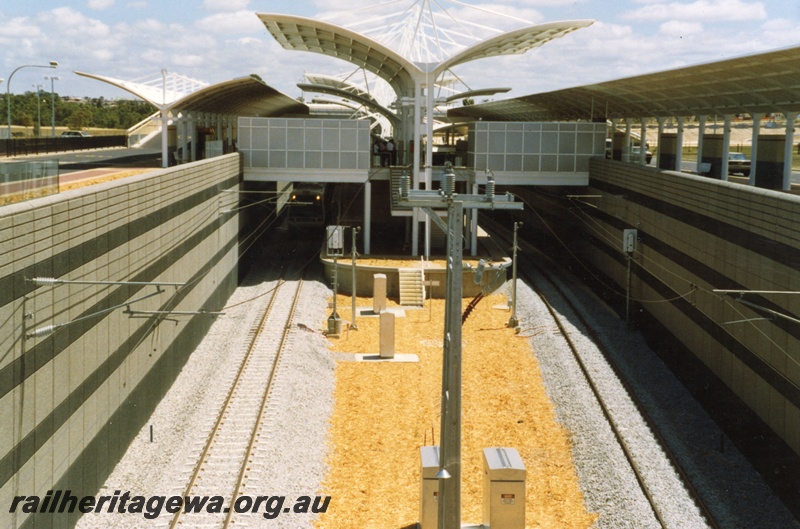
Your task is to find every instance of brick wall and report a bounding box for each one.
[0,154,241,528]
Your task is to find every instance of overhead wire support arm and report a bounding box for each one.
[27,277,185,288]
[123,309,225,317]
[25,289,166,339]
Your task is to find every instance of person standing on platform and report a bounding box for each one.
[386,138,395,166]
[379,140,388,167]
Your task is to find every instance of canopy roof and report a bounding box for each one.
[75,71,307,117]
[174,76,308,117]
[296,83,398,125]
[257,13,592,95]
[448,45,800,122]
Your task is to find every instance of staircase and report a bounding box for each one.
[398,268,425,306]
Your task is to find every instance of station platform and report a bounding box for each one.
[320,225,510,300]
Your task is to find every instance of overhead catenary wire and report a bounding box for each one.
[503,186,795,365]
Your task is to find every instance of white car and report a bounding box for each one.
[60,131,91,138]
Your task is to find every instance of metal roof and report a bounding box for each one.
[303,73,375,101]
[76,71,307,117]
[447,45,800,122]
[172,75,308,117]
[258,13,418,94]
[296,83,398,126]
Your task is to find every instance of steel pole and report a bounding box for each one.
[508,221,521,328]
[438,200,463,529]
[351,227,359,330]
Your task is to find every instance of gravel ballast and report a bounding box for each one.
[73,251,798,528]
[514,269,799,528]
[74,269,335,529]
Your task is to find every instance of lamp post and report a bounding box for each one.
[7,61,58,138]
[33,84,43,137]
[0,79,4,140]
[45,75,60,138]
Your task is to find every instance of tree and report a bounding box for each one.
[67,108,93,131]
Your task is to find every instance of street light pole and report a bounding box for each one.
[33,84,43,138]
[45,76,60,138]
[6,61,58,138]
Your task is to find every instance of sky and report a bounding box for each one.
[2,0,800,103]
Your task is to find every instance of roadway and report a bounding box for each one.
[35,146,163,175]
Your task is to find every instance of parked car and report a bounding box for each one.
[61,130,91,138]
[728,152,751,176]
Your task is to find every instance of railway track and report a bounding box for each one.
[484,217,720,529]
[168,267,305,528]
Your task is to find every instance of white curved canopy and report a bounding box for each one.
[258,13,592,94]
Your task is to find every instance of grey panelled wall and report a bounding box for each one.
[0,154,241,528]
[467,121,605,185]
[518,158,800,455]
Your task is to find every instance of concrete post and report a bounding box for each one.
[379,312,395,358]
[373,274,387,314]
[676,116,685,171]
[697,115,707,173]
[750,114,760,186]
[783,112,797,190]
[721,114,732,181]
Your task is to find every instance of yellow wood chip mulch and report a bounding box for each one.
[60,169,153,192]
[316,293,597,529]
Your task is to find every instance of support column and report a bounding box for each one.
[783,111,797,190]
[412,79,422,257]
[425,72,435,258]
[749,114,760,186]
[624,119,632,162]
[696,115,706,173]
[676,116,685,171]
[721,114,732,181]
[227,116,234,149]
[179,114,188,164]
[639,120,647,165]
[364,180,372,255]
[190,113,197,162]
[160,107,169,168]
[656,117,665,168]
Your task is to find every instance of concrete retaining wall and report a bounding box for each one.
[0,154,241,528]
[515,157,800,456]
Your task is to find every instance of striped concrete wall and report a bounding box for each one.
[516,158,800,456]
[0,154,241,528]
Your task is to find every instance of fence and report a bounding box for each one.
[0,160,59,205]
[0,135,128,157]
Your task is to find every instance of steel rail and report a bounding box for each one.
[484,217,721,529]
[168,271,289,529]
[223,275,305,527]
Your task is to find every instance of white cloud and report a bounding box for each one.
[203,0,251,12]
[196,10,265,34]
[39,7,111,38]
[88,0,115,10]
[0,16,42,39]
[659,20,704,36]
[623,0,767,23]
